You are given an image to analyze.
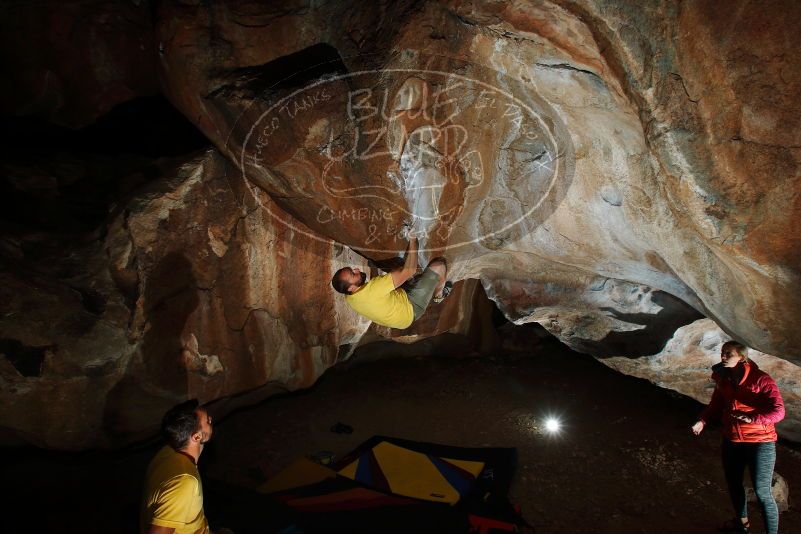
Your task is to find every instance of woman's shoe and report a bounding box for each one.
[717,518,750,533]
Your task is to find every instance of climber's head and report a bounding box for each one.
[331,267,367,294]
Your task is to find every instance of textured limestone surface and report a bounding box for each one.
[153,0,801,361]
[604,319,801,442]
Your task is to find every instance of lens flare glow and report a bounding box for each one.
[545,417,561,433]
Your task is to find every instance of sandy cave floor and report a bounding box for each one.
[3,339,801,533]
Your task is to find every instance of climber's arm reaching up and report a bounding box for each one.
[391,237,418,288]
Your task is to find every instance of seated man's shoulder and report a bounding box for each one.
[161,473,200,493]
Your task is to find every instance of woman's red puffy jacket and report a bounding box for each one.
[700,360,785,442]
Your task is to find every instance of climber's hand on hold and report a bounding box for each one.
[398,222,412,240]
[399,218,419,240]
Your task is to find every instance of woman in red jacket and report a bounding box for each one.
[692,341,785,534]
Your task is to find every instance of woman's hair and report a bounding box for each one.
[722,340,750,362]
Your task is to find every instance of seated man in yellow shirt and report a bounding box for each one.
[331,237,451,329]
[141,399,217,534]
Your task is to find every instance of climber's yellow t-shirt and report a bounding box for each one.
[141,446,209,534]
[345,273,414,329]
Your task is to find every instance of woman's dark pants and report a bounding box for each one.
[721,439,778,534]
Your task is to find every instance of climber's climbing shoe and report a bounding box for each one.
[433,281,453,304]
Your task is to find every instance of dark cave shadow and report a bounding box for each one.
[586,291,704,358]
[102,252,198,445]
[0,95,210,236]
[140,251,199,389]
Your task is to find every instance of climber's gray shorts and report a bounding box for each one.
[405,268,441,320]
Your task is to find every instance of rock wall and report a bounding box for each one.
[151,0,801,361]
[0,149,485,449]
[2,0,800,448]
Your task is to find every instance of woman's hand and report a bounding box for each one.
[691,421,705,435]
[731,411,753,423]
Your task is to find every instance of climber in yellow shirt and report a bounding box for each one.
[331,237,452,329]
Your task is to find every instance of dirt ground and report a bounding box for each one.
[3,338,801,533]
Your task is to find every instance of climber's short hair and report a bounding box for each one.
[331,268,352,295]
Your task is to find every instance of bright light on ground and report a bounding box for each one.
[545,417,561,433]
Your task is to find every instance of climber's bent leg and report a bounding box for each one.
[406,264,444,321]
